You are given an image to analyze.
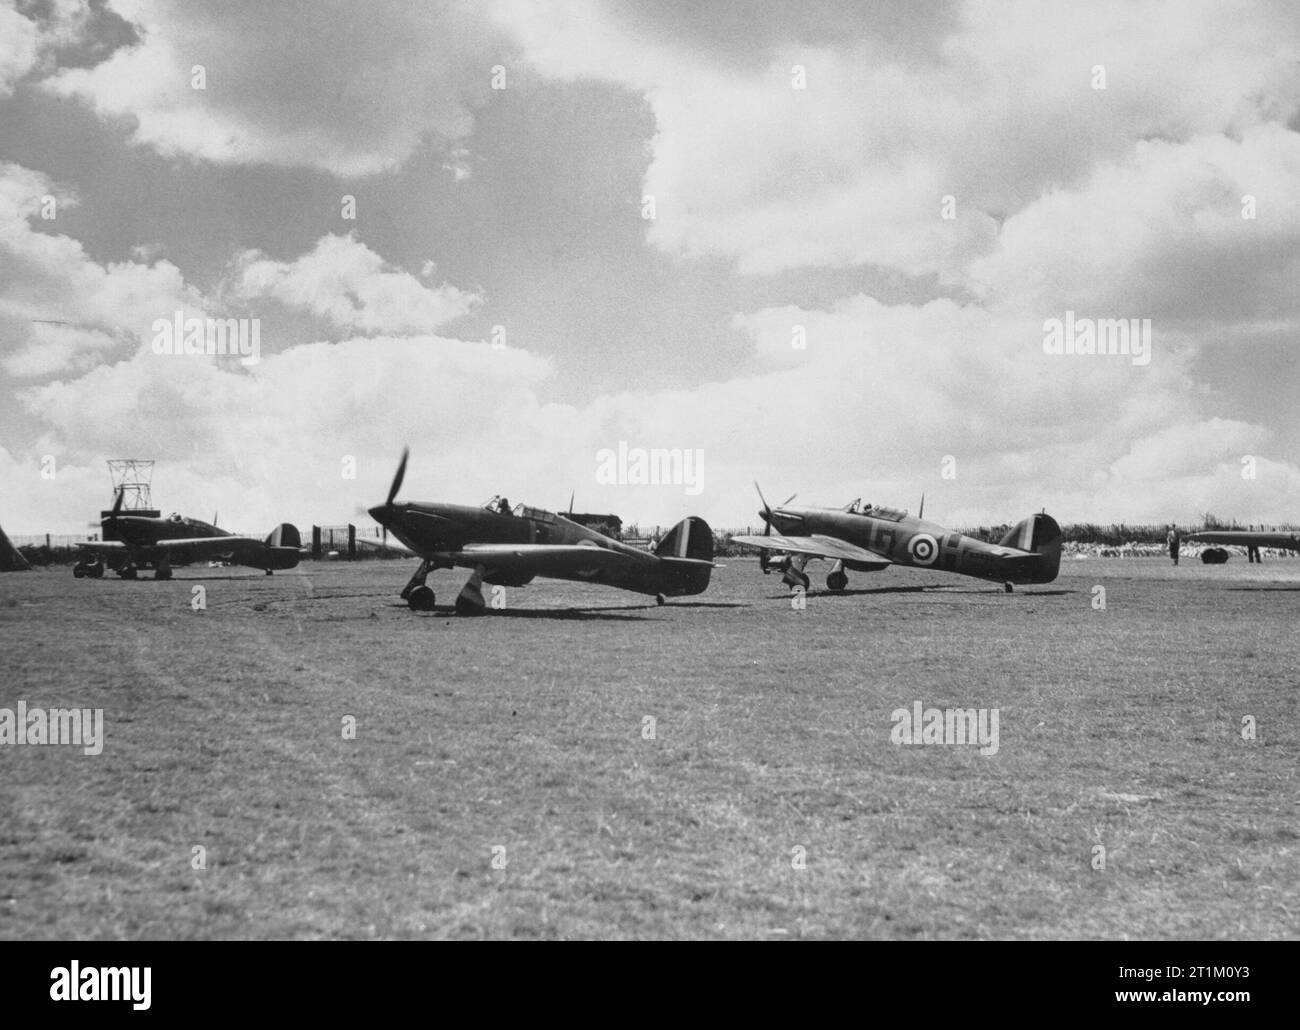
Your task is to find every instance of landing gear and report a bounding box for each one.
[1004,582,1013,593]
[407,585,436,611]
[73,559,104,579]
[656,593,666,606]
[780,554,811,592]
[265,568,273,575]
[399,559,432,601]
[826,570,848,592]
[154,565,172,580]
[117,564,138,580]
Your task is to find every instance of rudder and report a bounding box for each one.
[655,517,713,562]
[999,513,1061,583]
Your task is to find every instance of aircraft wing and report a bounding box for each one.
[730,533,891,565]
[151,536,267,558]
[76,541,128,555]
[1187,531,1300,551]
[445,543,637,574]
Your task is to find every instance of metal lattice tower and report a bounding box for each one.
[106,459,155,511]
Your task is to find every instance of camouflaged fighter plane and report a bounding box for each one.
[369,448,716,613]
[732,485,1062,593]
[73,489,302,580]
[1185,528,1300,557]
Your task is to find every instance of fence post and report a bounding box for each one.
[348,524,356,562]
[312,525,321,560]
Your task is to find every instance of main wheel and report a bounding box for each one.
[826,570,848,591]
[118,566,138,580]
[788,570,810,591]
[407,585,435,611]
[73,562,88,578]
[154,567,172,581]
[656,593,666,606]
[87,560,104,578]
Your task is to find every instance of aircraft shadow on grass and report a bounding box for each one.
[382,602,651,622]
[769,585,1077,599]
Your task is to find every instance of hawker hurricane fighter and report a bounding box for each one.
[368,449,715,613]
[732,486,1061,593]
[1186,528,1300,557]
[73,490,302,579]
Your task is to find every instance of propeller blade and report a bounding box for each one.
[754,481,771,516]
[109,487,124,518]
[781,493,797,506]
[385,447,409,507]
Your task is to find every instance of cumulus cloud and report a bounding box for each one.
[0,1,41,95]
[499,0,1300,284]
[232,234,480,335]
[0,161,206,377]
[42,0,504,176]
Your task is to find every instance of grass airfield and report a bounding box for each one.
[1,554,1297,940]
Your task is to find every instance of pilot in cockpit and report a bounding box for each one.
[497,497,511,515]
[168,513,184,524]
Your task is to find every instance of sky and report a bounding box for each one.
[1,0,1298,535]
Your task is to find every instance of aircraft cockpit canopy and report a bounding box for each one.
[168,513,184,524]
[844,498,872,515]
[481,497,554,522]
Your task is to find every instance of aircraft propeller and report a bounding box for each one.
[384,447,410,509]
[753,482,796,530]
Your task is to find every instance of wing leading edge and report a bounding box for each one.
[730,533,891,565]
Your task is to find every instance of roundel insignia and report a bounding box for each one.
[908,533,939,566]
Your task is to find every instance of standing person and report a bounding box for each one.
[1167,524,1180,566]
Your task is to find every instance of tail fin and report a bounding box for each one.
[655,516,713,562]
[655,517,714,596]
[265,523,301,549]
[258,523,302,570]
[999,513,1061,583]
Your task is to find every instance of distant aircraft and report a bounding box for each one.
[731,485,1061,593]
[368,448,716,613]
[1186,529,1300,558]
[73,490,301,579]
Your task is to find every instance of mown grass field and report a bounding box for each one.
[1,554,1297,939]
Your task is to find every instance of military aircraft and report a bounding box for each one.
[368,448,716,613]
[731,485,1061,593]
[73,489,302,580]
[1186,528,1300,558]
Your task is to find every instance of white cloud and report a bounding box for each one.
[0,162,206,377]
[0,1,40,95]
[232,234,480,335]
[498,0,1300,284]
[43,0,502,176]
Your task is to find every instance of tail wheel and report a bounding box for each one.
[826,570,848,591]
[407,585,435,611]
